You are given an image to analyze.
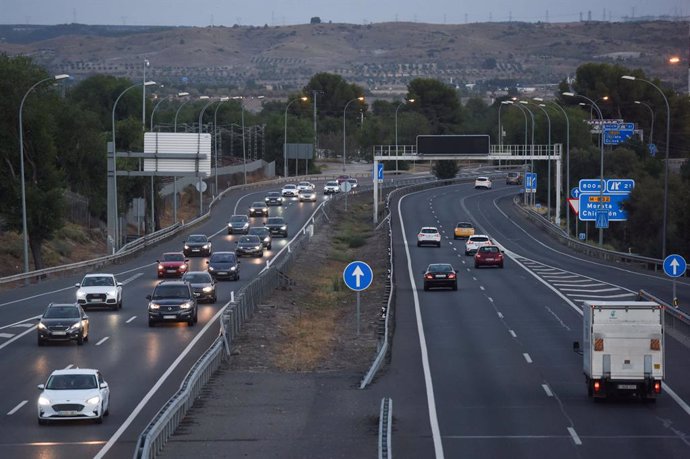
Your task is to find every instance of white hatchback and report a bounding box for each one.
[465,234,492,255]
[474,176,493,189]
[281,184,298,197]
[417,227,442,247]
[75,273,123,310]
[37,368,110,425]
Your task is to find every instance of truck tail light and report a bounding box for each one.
[650,339,660,350]
[594,338,604,351]
[654,381,661,393]
[593,380,601,393]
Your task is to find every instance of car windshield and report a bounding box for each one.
[428,264,453,273]
[44,306,80,319]
[470,237,490,243]
[239,236,260,244]
[81,276,114,287]
[183,273,212,283]
[251,202,265,207]
[46,374,98,390]
[249,228,269,237]
[230,216,247,223]
[477,177,489,181]
[210,253,235,263]
[187,235,207,243]
[326,181,338,186]
[284,185,296,189]
[267,192,280,197]
[267,218,284,225]
[162,253,184,262]
[153,285,190,299]
[421,228,438,234]
[457,223,472,229]
[479,246,500,253]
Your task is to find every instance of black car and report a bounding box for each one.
[182,271,217,303]
[147,281,198,327]
[183,234,212,257]
[264,191,284,206]
[37,303,89,346]
[423,263,458,291]
[249,201,269,217]
[248,226,273,250]
[235,235,264,258]
[206,251,240,281]
[227,215,250,235]
[265,217,288,237]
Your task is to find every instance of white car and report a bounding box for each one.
[297,181,315,192]
[37,368,110,425]
[465,234,493,255]
[474,176,493,189]
[299,189,317,202]
[281,184,298,197]
[75,273,123,310]
[323,181,340,194]
[417,227,442,247]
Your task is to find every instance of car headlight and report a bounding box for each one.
[254,246,261,250]
[243,223,249,229]
[37,322,47,330]
[208,266,215,271]
[38,396,51,406]
[86,396,100,405]
[67,322,82,332]
[76,290,86,299]
[280,225,287,230]
[149,302,160,310]
[263,237,270,243]
[184,244,190,250]
[180,264,187,270]
[250,208,256,212]
[180,302,193,309]
[203,244,211,249]
[230,266,237,271]
[202,286,213,293]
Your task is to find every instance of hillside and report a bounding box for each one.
[0,21,686,93]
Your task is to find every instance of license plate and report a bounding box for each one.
[435,275,446,278]
[618,384,637,390]
[61,410,79,416]
[485,258,494,261]
[163,315,176,319]
[52,331,67,336]
[192,249,200,252]
[217,272,227,275]
[167,269,177,273]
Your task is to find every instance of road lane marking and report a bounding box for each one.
[480,286,485,291]
[0,333,14,338]
[497,312,503,319]
[488,297,494,302]
[13,323,37,328]
[509,330,517,338]
[64,364,73,370]
[472,277,477,281]
[567,427,582,445]
[0,325,36,351]
[95,337,109,346]
[126,316,137,324]
[120,273,144,285]
[523,353,533,363]
[542,384,553,397]
[0,316,41,331]
[7,400,27,415]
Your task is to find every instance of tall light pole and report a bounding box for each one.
[18,73,70,273]
[283,96,308,178]
[311,89,324,175]
[395,98,414,174]
[532,102,552,221]
[111,80,156,250]
[622,75,671,258]
[563,92,605,246]
[213,97,229,196]
[172,93,197,224]
[148,89,169,234]
[510,102,530,205]
[142,59,149,130]
[343,96,365,172]
[634,100,655,147]
[518,101,536,206]
[197,98,216,216]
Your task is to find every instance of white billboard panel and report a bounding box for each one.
[144,132,211,176]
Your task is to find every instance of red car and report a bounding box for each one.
[157,252,190,278]
[474,245,504,269]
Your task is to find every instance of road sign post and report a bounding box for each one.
[343,261,374,335]
[664,254,687,308]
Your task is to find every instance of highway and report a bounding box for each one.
[376,179,690,458]
[0,179,333,459]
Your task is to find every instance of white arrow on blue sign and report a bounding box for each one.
[663,254,687,278]
[571,187,581,199]
[343,261,373,291]
[377,163,384,181]
[606,179,635,193]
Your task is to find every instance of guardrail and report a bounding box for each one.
[378,398,393,459]
[638,289,690,349]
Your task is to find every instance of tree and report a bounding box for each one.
[406,78,463,134]
[432,160,458,179]
[310,17,321,24]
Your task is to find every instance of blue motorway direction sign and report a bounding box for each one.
[579,179,604,193]
[595,209,609,228]
[376,163,384,181]
[525,172,537,193]
[603,123,635,145]
[663,254,687,278]
[578,193,630,222]
[606,179,635,193]
[571,187,581,199]
[343,261,373,291]
[648,143,657,157]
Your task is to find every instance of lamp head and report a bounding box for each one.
[54,74,70,81]
[634,100,641,105]
[669,56,681,64]
[532,97,544,102]
[300,96,308,102]
[220,96,230,101]
[357,96,365,101]
[178,92,190,97]
[144,81,156,86]
[562,92,575,97]
[501,100,513,105]
[407,98,415,103]
[199,95,210,100]
[519,100,529,105]
[621,75,636,81]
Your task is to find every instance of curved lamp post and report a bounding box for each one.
[343,96,365,172]
[529,102,552,221]
[172,94,204,223]
[563,91,605,246]
[518,101,536,206]
[634,100,655,150]
[18,73,70,273]
[622,75,671,258]
[196,97,216,216]
[284,96,309,178]
[395,98,414,173]
[213,97,230,196]
[111,80,156,251]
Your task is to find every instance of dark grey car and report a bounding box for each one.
[206,251,240,281]
[264,191,284,206]
[37,303,89,346]
[147,281,198,327]
[265,217,288,237]
[182,271,217,303]
[227,215,250,235]
[248,226,272,250]
[235,235,264,258]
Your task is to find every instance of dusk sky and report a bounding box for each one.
[0,0,686,26]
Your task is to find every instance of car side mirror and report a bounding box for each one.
[37,384,45,390]
[263,221,267,225]
[83,314,88,320]
[185,259,190,263]
[117,282,123,287]
[235,241,238,244]
[146,294,152,300]
[100,382,108,389]
[75,283,80,288]
[156,260,160,263]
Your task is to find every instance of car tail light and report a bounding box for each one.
[593,380,601,393]
[594,338,604,351]
[448,273,456,279]
[650,339,660,350]
[425,274,433,279]
[654,381,661,393]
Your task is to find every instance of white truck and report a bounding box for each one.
[579,300,664,400]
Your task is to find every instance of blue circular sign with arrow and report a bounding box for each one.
[663,254,687,278]
[343,261,373,291]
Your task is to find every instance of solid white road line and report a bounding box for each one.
[0,316,41,331]
[479,286,485,291]
[13,323,37,329]
[568,293,636,299]
[0,325,36,351]
[509,330,517,338]
[120,273,144,285]
[542,384,554,397]
[523,353,533,363]
[95,337,109,346]
[7,400,28,415]
[497,312,504,319]
[567,427,582,445]
[125,316,137,324]
[0,333,14,339]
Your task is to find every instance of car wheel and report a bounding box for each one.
[77,333,84,345]
[119,298,123,309]
[268,244,272,250]
[259,252,264,258]
[235,274,240,281]
[474,263,479,268]
[284,232,288,238]
[84,332,89,342]
[104,400,110,416]
[194,313,198,324]
[465,251,469,256]
[453,235,458,239]
[500,263,504,269]
[38,418,48,426]
[423,284,429,291]
[452,283,458,291]
[437,242,441,247]
[188,317,195,326]
[211,295,217,303]
[95,411,103,424]
[148,319,155,328]
[37,336,44,346]
[417,242,421,247]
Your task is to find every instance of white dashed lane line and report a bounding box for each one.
[7,400,27,416]
[542,384,554,397]
[0,333,14,339]
[567,427,583,446]
[96,337,109,346]
[523,353,533,363]
[509,330,517,338]
[126,316,137,324]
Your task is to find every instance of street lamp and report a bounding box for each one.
[197,97,216,216]
[634,100,655,148]
[142,59,150,130]
[395,98,414,173]
[172,94,204,223]
[510,102,530,205]
[518,101,536,206]
[18,73,70,274]
[111,80,156,251]
[231,97,249,185]
[621,75,671,258]
[531,102,552,221]
[213,97,230,196]
[563,91,605,246]
[284,96,309,178]
[343,96,365,172]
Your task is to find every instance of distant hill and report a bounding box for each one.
[0,21,686,94]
